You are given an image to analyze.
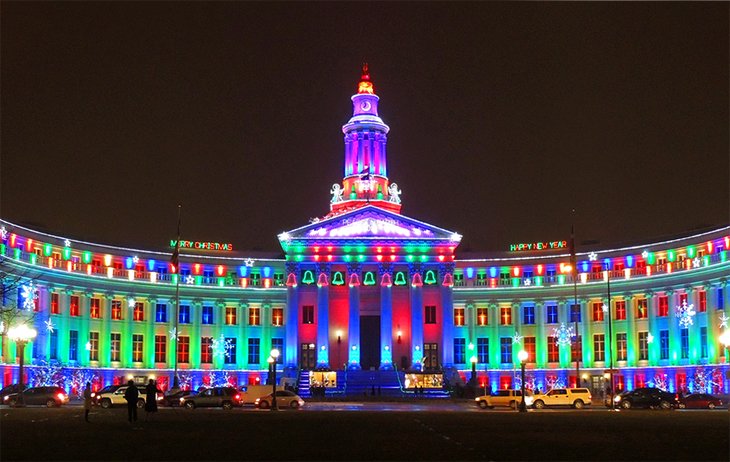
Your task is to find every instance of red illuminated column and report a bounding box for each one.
[409,265,424,370]
[379,265,393,370]
[347,264,361,369]
[441,265,455,368]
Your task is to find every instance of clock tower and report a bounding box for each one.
[331,64,401,214]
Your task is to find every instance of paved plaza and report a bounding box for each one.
[1,404,728,461]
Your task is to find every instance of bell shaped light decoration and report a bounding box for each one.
[317,272,329,287]
[286,272,297,287]
[442,273,454,287]
[411,272,423,287]
[380,272,393,287]
[348,272,361,287]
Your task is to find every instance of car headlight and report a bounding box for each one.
[3,396,8,401]
[255,398,260,403]
[525,396,534,406]
[474,397,481,402]
[91,393,96,398]
[614,395,621,402]
[179,397,185,402]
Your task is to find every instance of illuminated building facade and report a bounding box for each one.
[1,68,729,396]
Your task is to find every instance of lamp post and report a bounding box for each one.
[336,330,342,368]
[8,324,37,407]
[468,342,476,385]
[269,348,280,411]
[517,349,528,412]
[603,269,615,410]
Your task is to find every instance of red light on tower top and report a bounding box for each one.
[358,62,374,94]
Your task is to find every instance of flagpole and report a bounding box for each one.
[172,205,181,390]
[570,212,580,388]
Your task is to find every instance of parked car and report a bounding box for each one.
[0,384,26,402]
[532,388,592,409]
[180,387,241,409]
[161,389,196,407]
[3,386,68,407]
[678,393,723,409]
[475,389,533,409]
[91,385,121,405]
[255,390,305,409]
[613,387,679,409]
[96,384,161,409]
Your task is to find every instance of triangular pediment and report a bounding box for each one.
[279,205,461,244]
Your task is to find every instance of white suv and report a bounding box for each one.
[532,388,592,409]
[96,385,148,409]
[475,389,534,409]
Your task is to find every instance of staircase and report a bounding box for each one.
[297,370,311,398]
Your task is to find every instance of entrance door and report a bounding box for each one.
[424,343,439,371]
[360,316,381,370]
[299,343,316,370]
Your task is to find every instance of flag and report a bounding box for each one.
[171,205,181,273]
[359,165,371,181]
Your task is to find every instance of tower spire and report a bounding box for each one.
[358,63,374,94]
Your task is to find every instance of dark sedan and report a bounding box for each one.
[180,387,241,409]
[613,387,679,409]
[3,386,68,407]
[679,393,723,409]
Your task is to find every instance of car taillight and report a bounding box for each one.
[235,394,241,400]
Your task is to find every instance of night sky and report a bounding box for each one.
[2,2,728,256]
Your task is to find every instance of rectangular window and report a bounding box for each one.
[453,338,466,364]
[547,336,559,363]
[592,302,604,322]
[636,298,648,319]
[179,305,190,324]
[571,335,582,363]
[679,292,688,305]
[271,338,284,357]
[132,334,143,362]
[51,293,60,314]
[453,307,465,327]
[155,304,167,323]
[302,305,314,324]
[524,336,536,363]
[248,307,261,326]
[133,302,144,322]
[660,330,669,360]
[177,336,190,364]
[616,333,627,361]
[615,301,626,321]
[248,338,260,364]
[546,305,558,324]
[425,305,437,324]
[477,307,488,326]
[225,307,237,325]
[638,332,648,360]
[201,306,214,325]
[477,337,488,363]
[272,308,284,326]
[90,298,101,319]
[569,304,581,323]
[111,300,122,320]
[500,338,512,364]
[500,307,512,326]
[658,296,669,317]
[700,327,707,358]
[249,273,261,287]
[155,335,166,363]
[680,328,689,359]
[70,296,80,317]
[522,306,534,325]
[110,333,121,362]
[698,291,706,312]
[718,287,724,309]
[69,330,78,361]
[89,332,99,361]
[50,330,58,360]
[225,338,237,364]
[201,337,213,363]
[593,334,605,362]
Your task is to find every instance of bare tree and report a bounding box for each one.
[0,256,42,363]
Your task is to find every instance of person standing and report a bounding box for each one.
[123,380,139,424]
[83,382,92,423]
[144,379,160,421]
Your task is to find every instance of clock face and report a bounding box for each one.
[360,100,371,112]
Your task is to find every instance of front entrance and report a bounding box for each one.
[360,315,380,370]
[424,343,439,371]
[300,343,316,370]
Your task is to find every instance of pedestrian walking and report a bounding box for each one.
[123,380,139,424]
[83,382,92,423]
[144,379,160,421]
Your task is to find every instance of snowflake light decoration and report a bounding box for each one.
[692,257,701,268]
[675,300,696,328]
[63,239,71,247]
[169,327,177,341]
[551,323,574,347]
[512,332,523,344]
[523,278,531,286]
[21,282,38,311]
[185,275,195,285]
[211,334,233,359]
[132,256,139,264]
[244,258,255,267]
[719,313,729,329]
[0,226,7,240]
[127,298,136,309]
[647,332,654,344]
[641,250,649,259]
[45,319,55,333]
[588,252,598,261]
